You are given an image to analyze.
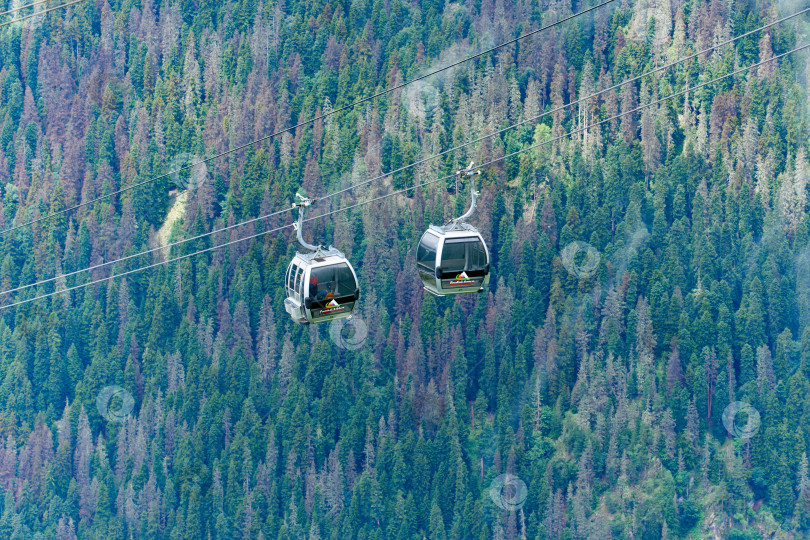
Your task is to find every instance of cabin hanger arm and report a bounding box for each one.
[292,193,321,253]
[450,162,481,228]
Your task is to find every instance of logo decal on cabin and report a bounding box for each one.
[320,299,346,315]
[449,271,475,286]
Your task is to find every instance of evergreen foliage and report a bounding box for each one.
[0,0,806,537]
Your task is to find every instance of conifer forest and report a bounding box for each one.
[1,0,810,537]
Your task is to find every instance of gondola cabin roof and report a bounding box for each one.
[425,222,483,238]
[291,246,347,265]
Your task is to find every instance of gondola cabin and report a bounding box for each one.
[284,193,360,325]
[417,223,490,296]
[284,247,360,324]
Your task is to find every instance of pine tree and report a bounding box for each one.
[740,344,755,388]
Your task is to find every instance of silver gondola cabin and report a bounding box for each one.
[284,195,360,324]
[416,163,491,296]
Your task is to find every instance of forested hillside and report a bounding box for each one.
[0,0,808,537]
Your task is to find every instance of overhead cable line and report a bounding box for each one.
[0,203,295,297]
[1,42,806,311]
[0,0,52,19]
[0,0,85,28]
[1,7,804,298]
[1,0,619,235]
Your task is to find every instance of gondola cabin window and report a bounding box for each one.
[308,264,356,301]
[417,232,439,271]
[287,264,301,296]
[441,237,487,273]
[295,266,304,299]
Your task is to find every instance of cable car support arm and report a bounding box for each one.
[450,162,482,227]
[293,193,320,253]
